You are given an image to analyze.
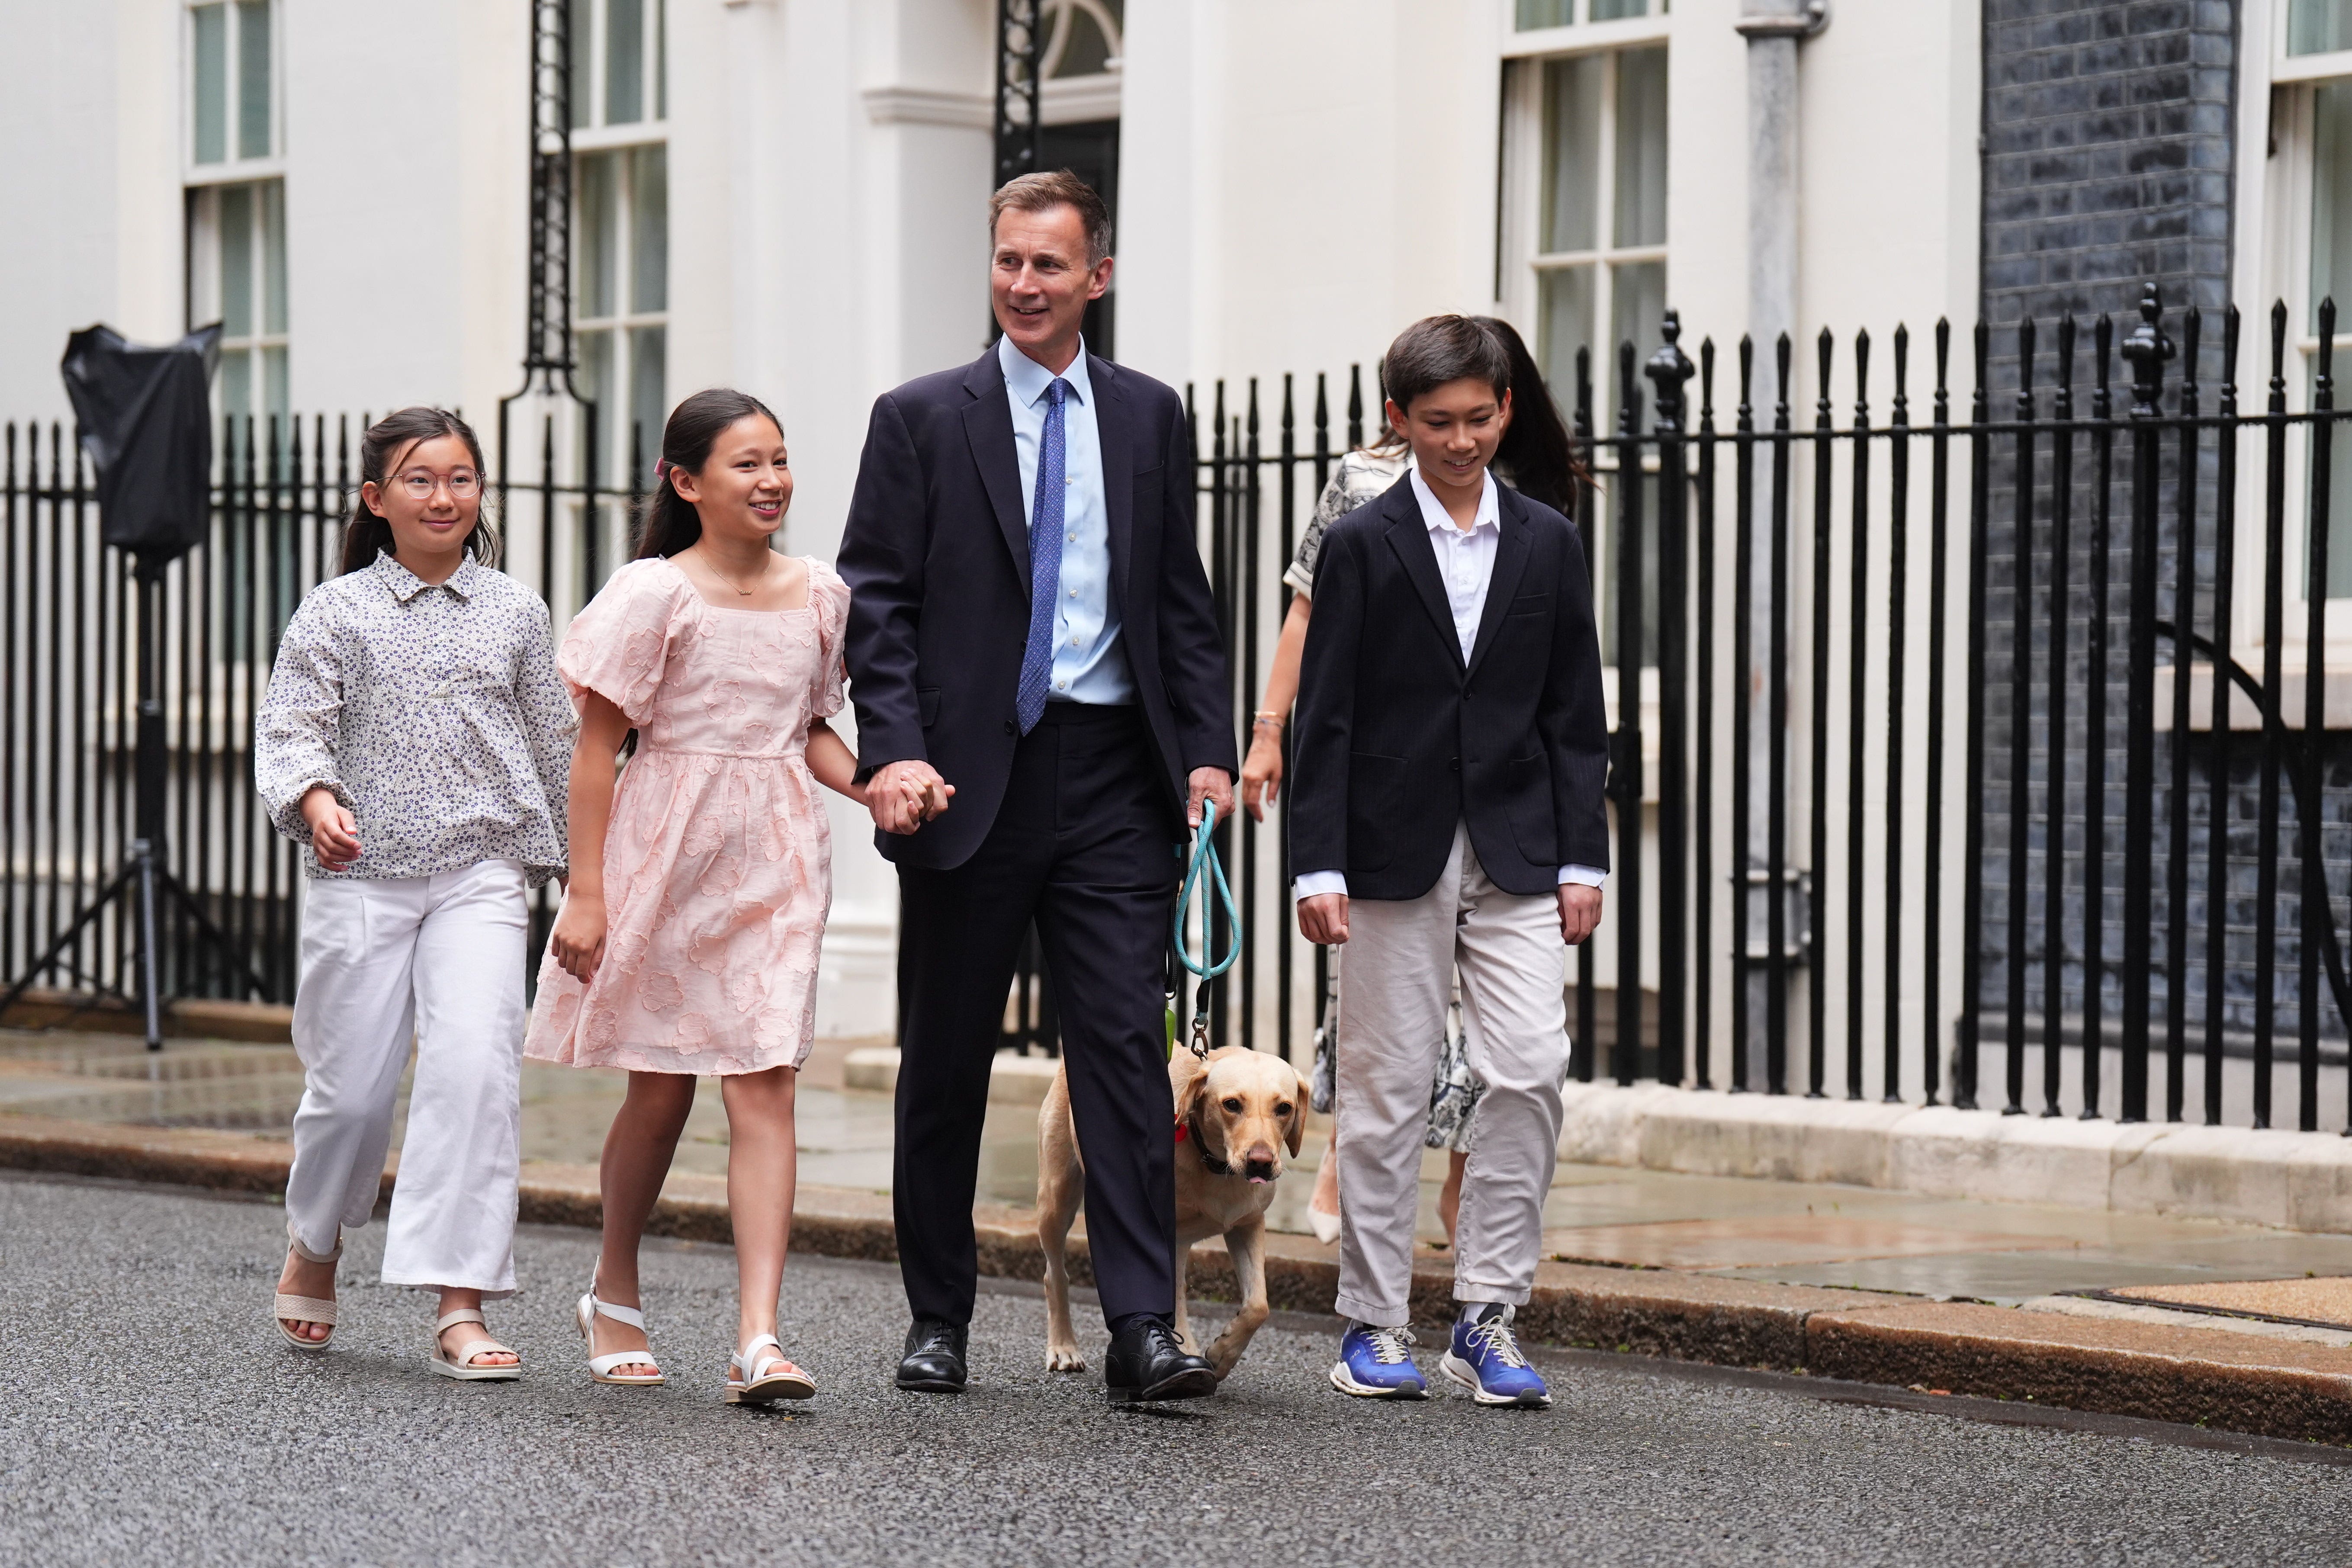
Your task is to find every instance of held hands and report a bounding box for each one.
[866,759,954,836]
[1186,766,1237,831]
[299,787,361,871]
[1559,883,1603,946]
[549,889,607,983]
[1297,892,1349,946]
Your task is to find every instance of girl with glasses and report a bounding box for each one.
[256,406,575,1379]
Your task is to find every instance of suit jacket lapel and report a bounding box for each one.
[1092,353,1134,619]
[961,349,1030,585]
[1465,488,1535,679]
[1383,488,1464,672]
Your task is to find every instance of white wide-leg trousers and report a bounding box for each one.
[284,859,530,1297]
[1333,824,1569,1328]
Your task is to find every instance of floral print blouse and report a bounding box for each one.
[254,551,575,884]
[1283,447,1410,598]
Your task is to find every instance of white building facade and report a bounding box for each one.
[6,0,2347,1056]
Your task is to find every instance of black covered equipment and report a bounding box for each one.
[60,324,222,574]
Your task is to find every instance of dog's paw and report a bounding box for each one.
[1044,1344,1088,1373]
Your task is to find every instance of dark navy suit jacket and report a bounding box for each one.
[1289,476,1610,900]
[837,346,1236,870]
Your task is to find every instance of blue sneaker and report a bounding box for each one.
[1441,1307,1552,1407]
[1328,1323,1429,1399]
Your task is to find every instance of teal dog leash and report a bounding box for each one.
[1170,801,1242,1060]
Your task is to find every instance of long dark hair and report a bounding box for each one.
[338,407,498,575]
[1470,316,1589,517]
[634,388,786,559]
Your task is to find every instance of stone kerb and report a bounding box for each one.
[1558,1082,2352,1233]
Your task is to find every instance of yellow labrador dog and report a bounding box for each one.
[1038,1045,1311,1381]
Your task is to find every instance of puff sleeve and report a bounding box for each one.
[810,562,850,721]
[558,558,683,726]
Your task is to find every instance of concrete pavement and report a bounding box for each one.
[3,1172,2347,1568]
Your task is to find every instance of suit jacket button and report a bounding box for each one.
[1004,720,1018,736]
[1449,757,1461,773]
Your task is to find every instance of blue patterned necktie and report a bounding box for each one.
[1014,378,1070,734]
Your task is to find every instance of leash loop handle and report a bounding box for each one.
[1173,800,1241,1059]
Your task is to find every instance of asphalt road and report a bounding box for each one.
[2,1172,2346,1568]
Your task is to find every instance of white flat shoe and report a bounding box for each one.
[578,1283,665,1385]
[273,1238,342,1351]
[1308,1206,1342,1246]
[431,1309,522,1381]
[725,1333,816,1405]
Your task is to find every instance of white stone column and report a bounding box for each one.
[1734,0,1825,1086]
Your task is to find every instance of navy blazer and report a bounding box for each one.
[1289,476,1610,900]
[838,346,1236,870]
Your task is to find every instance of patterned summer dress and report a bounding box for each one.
[523,555,848,1075]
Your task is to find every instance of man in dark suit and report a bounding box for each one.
[838,171,1236,1402]
[1289,315,1608,1411]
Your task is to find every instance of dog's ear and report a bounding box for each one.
[1173,1051,1211,1126]
[1285,1068,1312,1158]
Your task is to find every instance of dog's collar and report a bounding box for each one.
[1176,1105,1233,1176]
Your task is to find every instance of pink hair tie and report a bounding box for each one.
[654,456,673,486]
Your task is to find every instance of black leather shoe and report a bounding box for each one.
[1103,1317,1218,1403]
[896,1318,968,1393]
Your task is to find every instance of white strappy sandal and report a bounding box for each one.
[725,1334,816,1405]
[577,1282,665,1385]
[431,1309,523,1381]
[273,1237,341,1352]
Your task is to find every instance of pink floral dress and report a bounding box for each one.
[524,555,847,1075]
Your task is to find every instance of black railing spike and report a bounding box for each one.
[1854,328,1871,417]
[2223,302,2242,390]
[2322,299,2339,393]
[1893,323,1910,416]
[2095,314,2114,405]
[2018,316,2037,416]
[1738,334,1754,413]
[2181,306,2204,406]
[1776,332,1793,411]
[2271,299,2290,394]
[1701,336,1718,414]
[2056,315,2076,392]
[1645,311,1696,427]
[1815,326,1834,406]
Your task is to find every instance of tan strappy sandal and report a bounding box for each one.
[431,1309,523,1381]
[273,1237,341,1352]
[725,1334,816,1405]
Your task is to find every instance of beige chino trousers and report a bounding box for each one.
[1332,822,1569,1328]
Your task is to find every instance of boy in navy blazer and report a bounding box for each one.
[1290,315,1609,1408]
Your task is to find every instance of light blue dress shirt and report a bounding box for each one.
[1000,333,1134,706]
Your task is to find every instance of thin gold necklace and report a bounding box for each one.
[707,555,765,597]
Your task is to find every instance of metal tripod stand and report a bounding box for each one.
[0,567,265,1050]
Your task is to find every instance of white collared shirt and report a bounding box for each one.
[1293,463,1606,902]
[998,333,1134,704]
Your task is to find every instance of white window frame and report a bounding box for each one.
[185,1,286,432]
[183,0,282,184]
[570,0,668,504]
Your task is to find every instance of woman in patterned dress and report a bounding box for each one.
[257,407,574,1379]
[526,389,926,1405]
[1242,319,1587,1248]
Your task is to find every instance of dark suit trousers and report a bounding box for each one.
[893,704,1179,1328]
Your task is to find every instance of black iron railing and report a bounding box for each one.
[7,289,2351,1133]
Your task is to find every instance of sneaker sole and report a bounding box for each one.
[1440,1353,1552,1407]
[1329,1361,1430,1400]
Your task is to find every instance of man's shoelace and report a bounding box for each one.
[1359,1325,1417,1365]
[1463,1317,1529,1369]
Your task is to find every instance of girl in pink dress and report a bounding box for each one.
[526,388,934,1404]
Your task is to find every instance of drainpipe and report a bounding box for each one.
[1733,0,1827,1090]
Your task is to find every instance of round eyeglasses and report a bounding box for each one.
[394,470,482,500]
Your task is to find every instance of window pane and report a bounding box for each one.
[1540,54,1603,254]
[629,325,666,487]
[193,4,227,164]
[2316,86,2352,332]
[1614,47,1668,249]
[1517,0,1573,26]
[607,0,644,125]
[1538,266,1597,425]
[2291,0,2352,55]
[569,0,594,127]
[236,0,272,158]
[261,180,287,334]
[1590,0,1650,18]
[577,328,614,476]
[630,145,667,312]
[220,184,254,336]
[1052,3,1117,77]
[578,153,616,319]
[220,348,251,420]
[262,345,289,433]
[1610,259,1666,364]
